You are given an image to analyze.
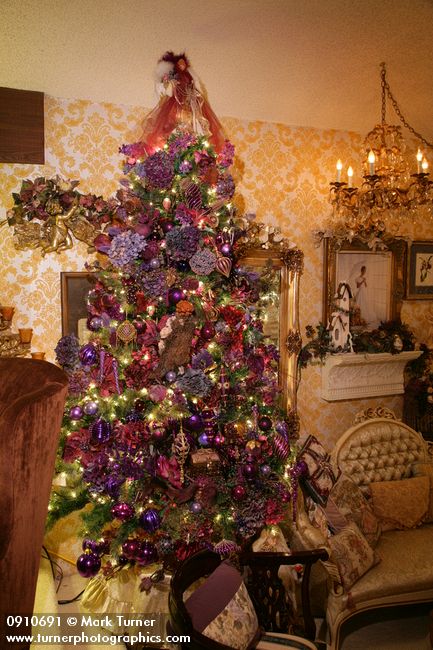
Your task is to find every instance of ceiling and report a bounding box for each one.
[1,0,433,144]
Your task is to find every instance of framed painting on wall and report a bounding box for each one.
[323,238,406,331]
[406,241,433,299]
[60,271,94,340]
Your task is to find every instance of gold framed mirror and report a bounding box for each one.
[239,246,303,423]
[322,237,406,331]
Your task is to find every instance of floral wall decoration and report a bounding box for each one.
[1,94,433,449]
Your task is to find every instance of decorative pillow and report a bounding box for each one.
[330,473,381,547]
[412,462,433,522]
[370,476,430,531]
[297,435,340,506]
[328,522,376,591]
[185,561,260,650]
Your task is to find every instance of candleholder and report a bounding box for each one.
[18,328,33,344]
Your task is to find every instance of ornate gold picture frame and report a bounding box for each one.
[323,238,406,330]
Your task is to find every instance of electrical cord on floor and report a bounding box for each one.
[41,545,84,604]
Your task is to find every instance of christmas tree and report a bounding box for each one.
[48,53,298,578]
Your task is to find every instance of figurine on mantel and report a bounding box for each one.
[327,281,353,353]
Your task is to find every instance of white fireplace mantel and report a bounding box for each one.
[321,351,422,402]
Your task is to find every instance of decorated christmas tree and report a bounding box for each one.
[48,52,299,578]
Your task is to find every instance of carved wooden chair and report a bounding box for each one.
[168,548,328,649]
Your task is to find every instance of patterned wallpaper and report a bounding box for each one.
[1,95,433,449]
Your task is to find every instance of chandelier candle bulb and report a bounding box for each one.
[368,150,375,175]
[422,159,429,173]
[417,149,423,174]
[347,166,354,188]
[336,159,343,182]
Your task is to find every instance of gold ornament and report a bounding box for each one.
[173,424,190,485]
[116,321,137,344]
[216,256,232,277]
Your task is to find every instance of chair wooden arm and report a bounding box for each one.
[240,548,328,641]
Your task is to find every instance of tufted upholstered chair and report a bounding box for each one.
[0,358,68,649]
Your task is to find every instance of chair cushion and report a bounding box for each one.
[328,522,376,591]
[330,473,381,547]
[185,561,260,650]
[297,435,339,505]
[370,476,429,530]
[412,462,433,522]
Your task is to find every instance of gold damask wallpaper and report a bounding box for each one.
[1,94,433,448]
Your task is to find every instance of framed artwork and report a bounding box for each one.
[323,238,406,331]
[60,272,94,338]
[406,241,433,299]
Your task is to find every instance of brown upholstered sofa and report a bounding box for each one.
[0,358,68,648]
[294,410,433,650]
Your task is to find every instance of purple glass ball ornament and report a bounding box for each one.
[220,243,232,256]
[275,421,289,439]
[176,261,189,272]
[150,258,160,270]
[151,425,166,442]
[76,552,101,578]
[168,287,185,305]
[258,416,273,432]
[242,462,258,479]
[122,539,141,561]
[89,316,104,331]
[90,418,112,443]
[231,485,247,501]
[136,541,158,565]
[161,220,173,234]
[111,502,135,521]
[82,538,98,553]
[133,317,146,333]
[105,476,123,498]
[83,401,99,416]
[201,322,215,340]
[190,501,202,514]
[296,459,309,477]
[139,508,161,533]
[213,434,225,447]
[165,370,177,382]
[260,464,272,477]
[69,405,83,421]
[198,433,211,447]
[79,344,98,366]
[184,414,203,432]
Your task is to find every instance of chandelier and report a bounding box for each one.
[329,63,433,240]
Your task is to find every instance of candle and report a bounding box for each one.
[336,159,343,182]
[368,150,375,175]
[422,158,429,173]
[347,166,354,188]
[417,149,423,174]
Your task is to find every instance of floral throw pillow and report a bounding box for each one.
[328,522,377,591]
[330,473,381,547]
[297,435,340,506]
[185,560,260,650]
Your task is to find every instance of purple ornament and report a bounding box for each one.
[184,414,203,432]
[198,432,211,447]
[133,317,146,333]
[213,434,225,447]
[151,425,167,442]
[79,344,98,366]
[89,316,104,331]
[272,434,290,461]
[150,258,160,269]
[90,418,112,443]
[260,464,272,476]
[168,287,185,305]
[232,485,247,501]
[258,416,272,431]
[69,405,83,421]
[220,243,232,256]
[296,459,309,477]
[242,462,258,479]
[122,539,141,560]
[76,552,101,578]
[82,538,99,553]
[136,541,158,565]
[83,401,99,416]
[105,476,123,498]
[111,502,135,521]
[139,508,161,533]
[201,322,215,340]
[176,261,189,272]
[190,502,202,514]
[275,421,289,438]
[161,220,173,234]
[165,370,177,382]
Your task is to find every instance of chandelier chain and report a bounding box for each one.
[380,62,433,151]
